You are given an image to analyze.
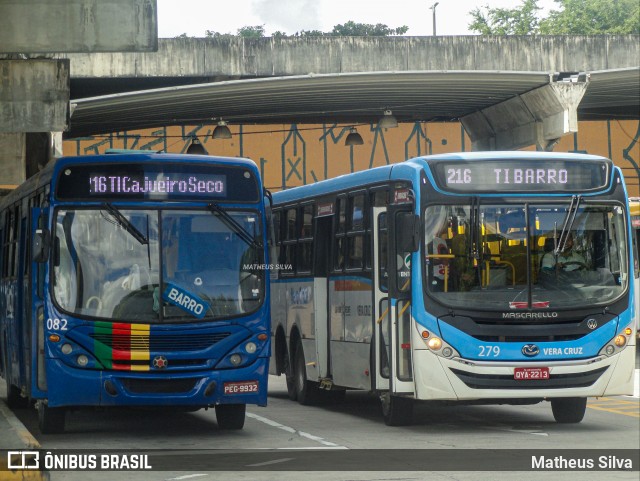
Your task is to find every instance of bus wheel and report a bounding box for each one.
[284,350,297,401]
[381,393,413,426]
[37,402,66,434]
[215,404,246,430]
[551,397,587,423]
[293,341,320,405]
[5,381,29,409]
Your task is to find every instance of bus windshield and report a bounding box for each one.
[53,208,264,322]
[424,202,628,310]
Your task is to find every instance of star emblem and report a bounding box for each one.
[152,356,168,369]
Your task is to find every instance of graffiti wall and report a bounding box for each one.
[64,120,640,196]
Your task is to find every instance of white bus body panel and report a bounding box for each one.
[328,277,374,389]
[270,278,317,376]
[313,277,329,378]
[413,346,635,401]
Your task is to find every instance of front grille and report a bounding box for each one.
[473,334,584,343]
[440,314,615,344]
[90,332,231,351]
[121,378,198,394]
[450,366,608,390]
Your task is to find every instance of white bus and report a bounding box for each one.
[269,152,636,425]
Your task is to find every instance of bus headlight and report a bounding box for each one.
[77,355,89,367]
[614,335,626,347]
[428,337,442,350]
[229,354,242,366]
[605,345,615,356]
[442,347,453,358]
[61,344,73,355]
[245,342,257,354]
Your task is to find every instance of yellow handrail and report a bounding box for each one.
[494,260,516,286]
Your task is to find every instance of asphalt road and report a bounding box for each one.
[2,361,638,481]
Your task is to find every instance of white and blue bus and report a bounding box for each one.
[0,153,271,433]
[269,151,636,425]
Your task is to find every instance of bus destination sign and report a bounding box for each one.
[432,159,610,193]
[88,173,226,197]
[56,163,259,202]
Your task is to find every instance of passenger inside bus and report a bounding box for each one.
[450,230,476,292]
[430,230,449,291]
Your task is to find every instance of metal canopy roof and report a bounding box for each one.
[66,67,639,139]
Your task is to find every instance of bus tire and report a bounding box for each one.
[215,403,246,430]
[381,393,413,426]
[551,397,587,423]
[38,403,66,434]
[284,349,297,401]
[293,341,320,405]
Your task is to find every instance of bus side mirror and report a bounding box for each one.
[33,229,51,263]
[396,213,421,252]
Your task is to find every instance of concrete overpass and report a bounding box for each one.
[60,36,639,152]
[64,36,639,100]
[2,34,639,190]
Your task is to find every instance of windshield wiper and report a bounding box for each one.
[102,203,148,245]
[207,203,262,249]
[554,195,581,255]
[469,197,480,261]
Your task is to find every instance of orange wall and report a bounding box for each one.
[64,120,640,196]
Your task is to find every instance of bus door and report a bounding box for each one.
[17,211,29,391]
[313,204,334,379]
[30,208,49,398]
[372,206,416,395]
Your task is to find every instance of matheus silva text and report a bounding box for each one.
[532,455,634,470]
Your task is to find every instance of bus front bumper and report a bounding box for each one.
[42,358,269,408]
[413,345,635,401]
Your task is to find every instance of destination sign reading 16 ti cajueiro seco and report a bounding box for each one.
[88,174,226,196]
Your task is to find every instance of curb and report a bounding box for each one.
[0,402,40,449]
[0,399,47,480]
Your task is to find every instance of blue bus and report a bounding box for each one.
[269,151,635,425]
[0,153,271,433]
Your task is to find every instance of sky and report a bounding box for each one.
[157,0,559,38]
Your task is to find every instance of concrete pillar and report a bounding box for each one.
[460,74,589,151]
[0,133,25,196]
[0,132,57,196]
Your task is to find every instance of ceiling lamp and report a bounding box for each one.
[345,127,364,146]
[213,119,232,139]
[378,109,398,129]
[186,136,207,154]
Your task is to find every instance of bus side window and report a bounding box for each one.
[272,209,282,273]
[282,208,297,275]
[346,194,365,270]
[333,198,346,271]
[297,204,313,274]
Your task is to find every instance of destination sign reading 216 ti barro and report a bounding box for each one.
[432,159,609,193]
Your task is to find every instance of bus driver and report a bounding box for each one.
[541,233,586,272]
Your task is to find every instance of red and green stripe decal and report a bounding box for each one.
[93,321,151,371]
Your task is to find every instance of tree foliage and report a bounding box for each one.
[331,21,409,36]
[187,21,408,39]
[540,0,640,34]
[469,0,541,35]
[469,0,639,35]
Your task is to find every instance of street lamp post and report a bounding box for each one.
[429,2,439,36]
